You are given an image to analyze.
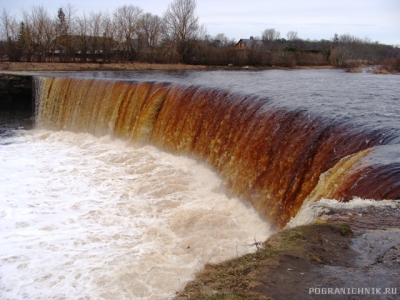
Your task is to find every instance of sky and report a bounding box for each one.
[1,0,399,45]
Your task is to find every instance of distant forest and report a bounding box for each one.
[1,0,399,68]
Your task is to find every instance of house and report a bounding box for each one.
[235,36,264,50]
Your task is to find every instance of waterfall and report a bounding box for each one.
[34,76,400,228]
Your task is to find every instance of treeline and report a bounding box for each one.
[1,0,399,67]
[233,33,399,68]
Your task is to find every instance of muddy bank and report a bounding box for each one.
[175,201,400,299]
[175,221,399,300]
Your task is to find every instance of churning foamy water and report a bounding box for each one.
[0,129,271,299]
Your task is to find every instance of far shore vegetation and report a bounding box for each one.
[1,0,399,73]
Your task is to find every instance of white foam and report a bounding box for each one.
[286,197,400,228]
[0,130,271,299]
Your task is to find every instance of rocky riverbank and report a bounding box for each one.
[175,202,400,299]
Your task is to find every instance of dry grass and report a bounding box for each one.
[0,61,336,72]
[345,67,363,73]
[0,62,209,72]
[372,67,396,74]
[372,56,400,74]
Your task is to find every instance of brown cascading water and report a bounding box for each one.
[34,77,400,229]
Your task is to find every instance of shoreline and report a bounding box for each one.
[0,61,335,72]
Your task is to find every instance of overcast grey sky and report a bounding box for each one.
[2,0,399,45]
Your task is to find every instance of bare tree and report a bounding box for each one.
[137,13,163,61]
[113,5,143,61]
[330,33,364,67]
[0,9,18,41]
[261,28,281,62]
[261,28,280,42]
[20,11,36,61]
[88,11,103,62]
[100,13,115,62]
[163,0,200,61]
[138,13,162,48]
[76,13,89,62]
[26,5,54,61]
[0,9,19,60]
[213,33,228,47]
[42,11,56,61]
[286,31,298,41]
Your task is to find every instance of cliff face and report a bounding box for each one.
[0,74,34,129]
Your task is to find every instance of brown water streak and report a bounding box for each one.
[35,77,400,228]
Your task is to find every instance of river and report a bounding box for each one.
[1,68,399,299]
